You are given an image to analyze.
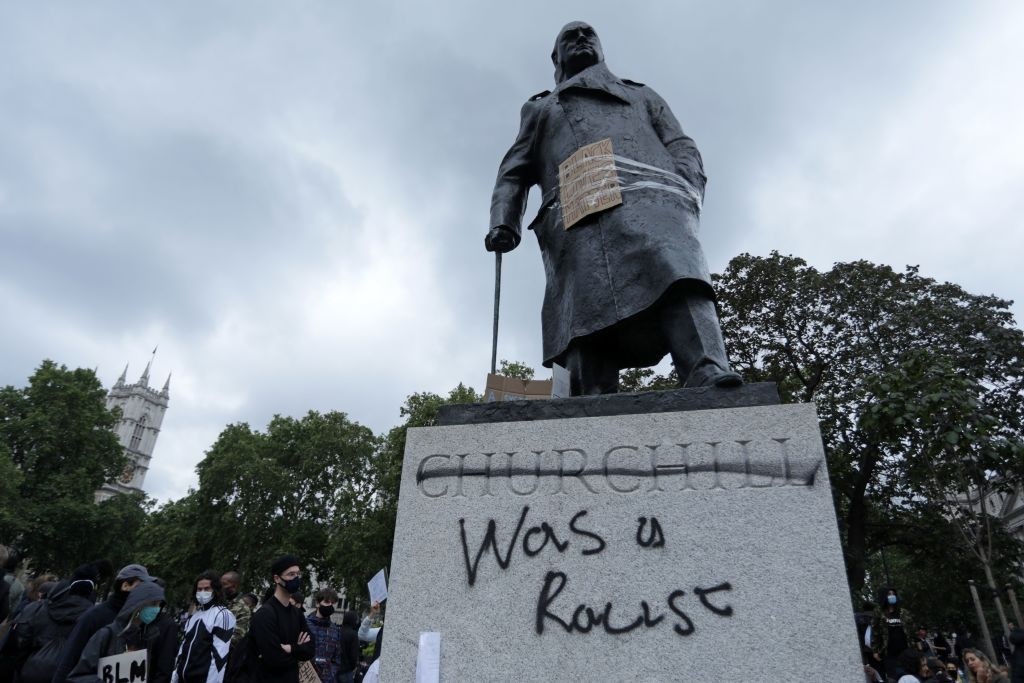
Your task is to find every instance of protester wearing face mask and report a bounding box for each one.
[67,579,177,683]
[871,586,917,681]
[52,563,151,683]
[305,589,343,683]
[247,555,315,683]
[171,571,235,683]
[13,565,98,683]
[219,571,250,645]
[219,571,251,683]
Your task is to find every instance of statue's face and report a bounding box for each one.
[554,22,603,79]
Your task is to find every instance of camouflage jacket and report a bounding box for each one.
[226,595,252,645]
[871,606,915,658]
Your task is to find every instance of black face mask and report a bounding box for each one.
[318,605,335,618]
[279,576,302,594]
[224,588,237,600]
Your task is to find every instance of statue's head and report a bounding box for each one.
[551,21,603,84]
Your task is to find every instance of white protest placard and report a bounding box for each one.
[367,568,388,604]
[97,650,147,683]
[414,632,440,683]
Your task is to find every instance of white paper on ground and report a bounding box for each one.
[415,631,441,683]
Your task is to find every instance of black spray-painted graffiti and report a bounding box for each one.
[536,573,732,636]
[635,517,664,548]
[458,505,734,638]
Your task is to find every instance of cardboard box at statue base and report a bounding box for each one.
[379,402,863,681]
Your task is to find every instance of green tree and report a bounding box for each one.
[861,351,1024,630]
[135,493,207,605]
[618,367,677,392]
[181,411,380,599]
[624,253,1024,599]
[91,492,152,572]
[0,361,130,573]
[0,444,24,532]
[711,253,1024,594]
[326,383,480,604]
[860,500,1022,631]
[497,359,535,380]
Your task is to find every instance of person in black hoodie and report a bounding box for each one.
[337,611,360,683]
[50,564,154,683]
[67,580,177,683]
[15,568,97,683]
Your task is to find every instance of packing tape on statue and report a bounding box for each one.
[548,154,703,230]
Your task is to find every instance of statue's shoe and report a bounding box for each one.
[708,370,743,388]
[688,365,743,388]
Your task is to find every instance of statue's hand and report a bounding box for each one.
[485,226,517,253]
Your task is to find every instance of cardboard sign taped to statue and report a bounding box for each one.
[558,138,623,229]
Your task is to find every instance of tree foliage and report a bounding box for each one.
[325,383,480,605]
[623,253,1024,602]
[497,359,535,381]
[136,411,380,604]
[713,253,1024,595]
[134,493,208,605]
[860,501,1022,630]
[0,443,24,533]
[0,361,140,573]
[0,361,488,603]
[619,367,677,392]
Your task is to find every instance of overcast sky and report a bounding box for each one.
[2,2,1021,502]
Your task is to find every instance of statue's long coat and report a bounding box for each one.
[490,62,714,369]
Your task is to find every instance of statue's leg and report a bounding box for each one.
[564,340,619,396]
[660,293,742,388]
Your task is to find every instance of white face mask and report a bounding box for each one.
[196,591,214,605]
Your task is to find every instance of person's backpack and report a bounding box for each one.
[20,637,67,683]
[19,603,86,683]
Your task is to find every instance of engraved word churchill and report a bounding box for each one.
[416,437,823,498]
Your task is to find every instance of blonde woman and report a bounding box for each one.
[963,648,1009,683]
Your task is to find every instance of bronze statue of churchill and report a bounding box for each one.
[485,21,742,396]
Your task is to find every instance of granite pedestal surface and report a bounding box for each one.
[380,399,863,681]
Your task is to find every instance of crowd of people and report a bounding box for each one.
[4,543,1024,682]
[858,587,1024,683]
[0,549,385,683]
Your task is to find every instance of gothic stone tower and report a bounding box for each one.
[97,361,170,501]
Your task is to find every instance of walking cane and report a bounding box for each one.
[491,252,502,375]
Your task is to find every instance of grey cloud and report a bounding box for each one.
[1,2,1018,503]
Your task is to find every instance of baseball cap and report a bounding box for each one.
[116,564,154,582]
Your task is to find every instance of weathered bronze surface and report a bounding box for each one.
[486,22,741,395]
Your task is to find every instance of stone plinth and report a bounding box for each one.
[380,403,862,682]
[438,382,779,425]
